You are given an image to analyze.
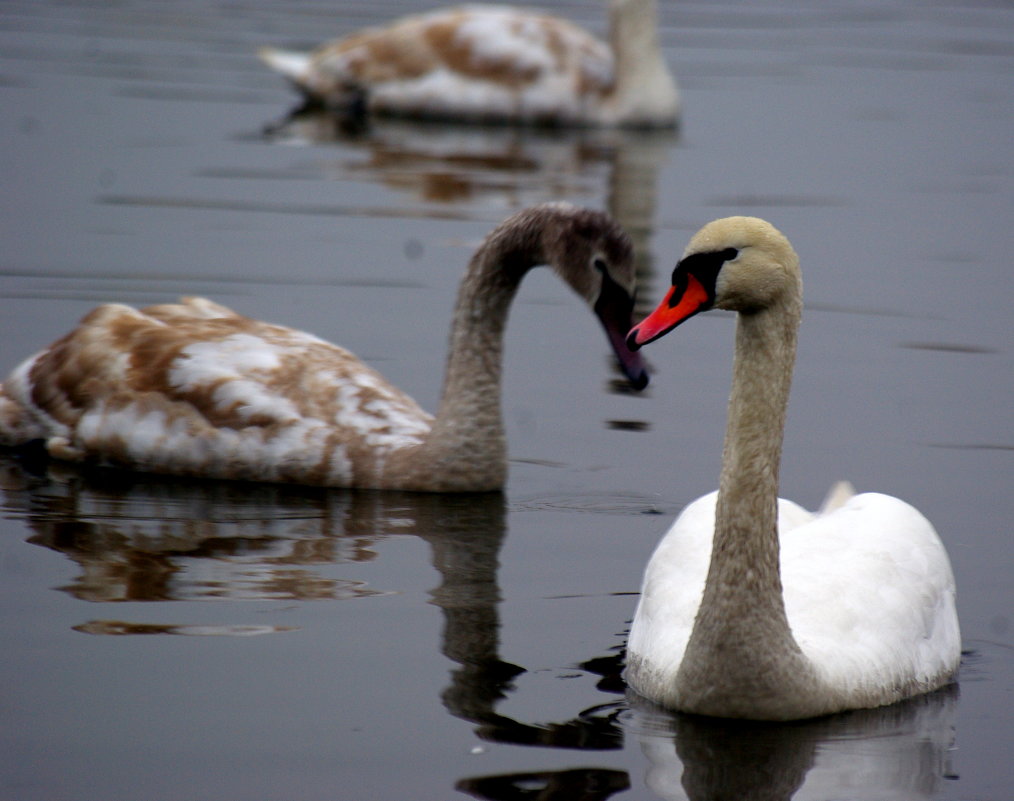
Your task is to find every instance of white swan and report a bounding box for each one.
[0,204,647,492]
[624,217,960,720]
[259,0,679,128]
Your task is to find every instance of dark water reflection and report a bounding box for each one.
[260,108,674,317]
[262,106,673,207]
[0,454,964,800]
[1,454,629,796]
[3,458,394,605]
[628,687,960,801]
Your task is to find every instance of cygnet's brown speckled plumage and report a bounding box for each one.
[0,204,646,491]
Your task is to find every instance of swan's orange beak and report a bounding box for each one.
[627,273,711,351]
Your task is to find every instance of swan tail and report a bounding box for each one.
[0,356,51,446]
[819,480,856,514]
[0,386,28,446]
[258,47,313,85]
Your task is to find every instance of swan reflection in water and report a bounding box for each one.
[627,685,959,801]
[0,454,627,798]
[263,109,673,324]
[0,454,960,800]
[263,107,673,211]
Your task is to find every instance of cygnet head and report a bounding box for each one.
[517,203,649,388]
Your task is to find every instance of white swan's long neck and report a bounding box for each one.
[712,300,797,612]
[677,289,821,716]
[607,0,678,122]
[417,227,536,491]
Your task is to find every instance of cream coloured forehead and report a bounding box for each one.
[684,217,771,255]
[683,217,795,267]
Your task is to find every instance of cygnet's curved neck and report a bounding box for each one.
[416,221,539,491]
[678,291,820,716]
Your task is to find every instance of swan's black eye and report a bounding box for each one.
[593,257,608,274]
[669,247,740,300]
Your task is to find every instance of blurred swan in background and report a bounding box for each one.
[259,0,678,127]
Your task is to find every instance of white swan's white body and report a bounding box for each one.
[625,217,960,720]
[628,490,960,719]
[259,1,678,128]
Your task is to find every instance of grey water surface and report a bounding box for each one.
[1,1,1012,799]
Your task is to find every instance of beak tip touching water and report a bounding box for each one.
[628,365,649,391]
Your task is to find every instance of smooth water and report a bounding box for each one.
[1,1,1011,799]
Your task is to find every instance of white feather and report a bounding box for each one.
[258,47,312,84]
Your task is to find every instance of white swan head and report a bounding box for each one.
[627,217,800,349]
